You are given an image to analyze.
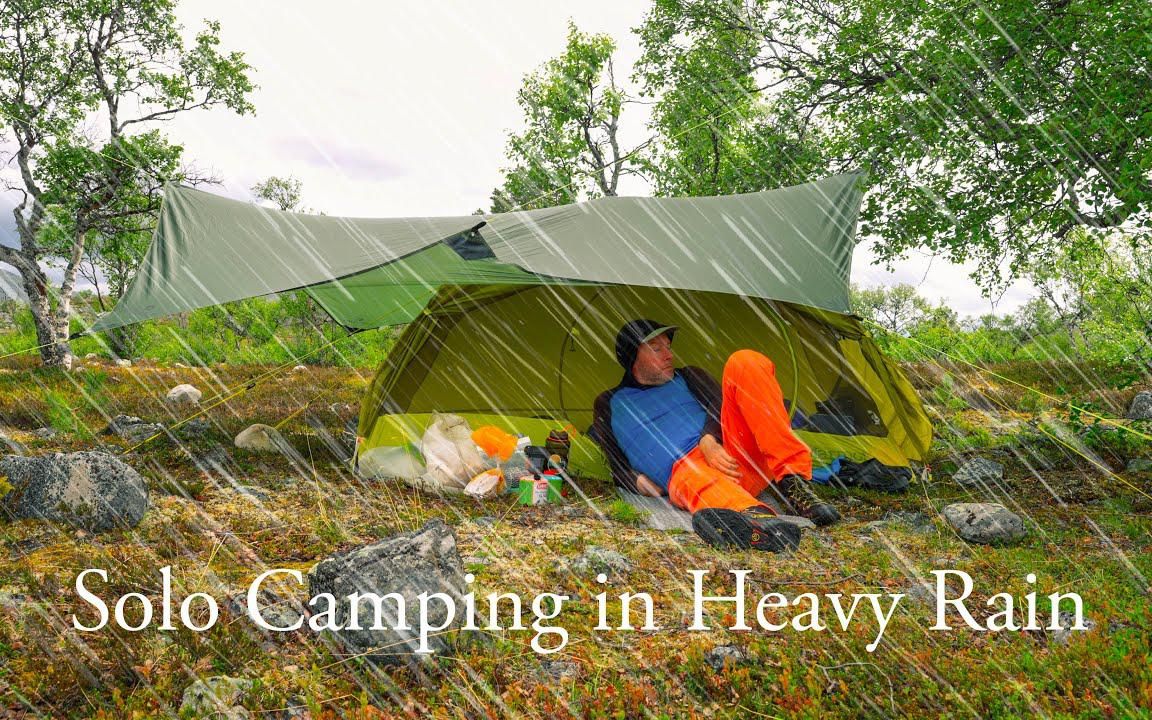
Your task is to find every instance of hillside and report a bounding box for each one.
[0,357,1149,718]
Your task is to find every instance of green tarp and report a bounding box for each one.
[91,173,864,332]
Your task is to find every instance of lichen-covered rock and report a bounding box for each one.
[1126,391,1152,420]
[307,519,466,665]
[1126,458,1152,473]
[107,415,166,443]
[179,675,252,719]
[561,546,632,578]
[0,451,149,532]
[953,457,1004,486]
[942,503,1026,545]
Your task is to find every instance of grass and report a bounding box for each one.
[0,352,1149,718]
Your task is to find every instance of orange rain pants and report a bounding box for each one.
[667,350,813,514]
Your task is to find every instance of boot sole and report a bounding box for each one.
[692,509,802,552]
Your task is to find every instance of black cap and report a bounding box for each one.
[614,319,678,370]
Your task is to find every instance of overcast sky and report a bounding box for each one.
[2,0,1034,316]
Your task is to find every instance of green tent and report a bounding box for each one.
[94,172,931,477]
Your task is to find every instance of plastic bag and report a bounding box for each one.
[420,413,488,491]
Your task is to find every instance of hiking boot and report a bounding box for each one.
[692,507,801,553]
[775,474,841,526]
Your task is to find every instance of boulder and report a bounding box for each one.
[107,415,165,444]
[179,676,252,719]
[953,457,1004,486]
[942,503,1026,545]
[234,424,286,453]
[0,451,149,532]
[307,519,467,665]
[166,383,202,406]
[1126,391,1152,421]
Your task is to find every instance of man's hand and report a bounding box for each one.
[634,474,663,497]
[699,434,742,479]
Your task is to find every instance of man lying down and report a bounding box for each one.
[590,319,841,553]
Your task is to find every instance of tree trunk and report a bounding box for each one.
[3,250,70,368]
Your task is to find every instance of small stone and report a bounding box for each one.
[177,418,212,440]
[1125,458,1152,473]
[882,510,935,533]
[472,516,497,528]
[234,485,271,502]
[107,415,166,443]
[953,458,1004,486]
[541,660,580,679]
[166,383,202,406]
[32,427,57,439]
[115,359,131,368]
[562,546,632,578]
[1126,391,1152,421]
[179,676,253,719]
[1049,611,1095,645]
[461,556,489,567]
[942,503,1026,545]
[292,365,307,372]
[234,424,287,454]
[84,353,98,360]
[705,645,746,671]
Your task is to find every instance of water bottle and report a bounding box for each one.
[502,436,533,494]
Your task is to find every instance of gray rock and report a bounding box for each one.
[0,451,149,532]
[177,417,213,440]
[883,510,936,533]
[307,519,466,665]
[32,427,57,439]
[953,457,1004,486]
[705,645,747,671]
[942,503,1026,545]
[166,383,202,406]
[1049,611,1095,645]
[114,359,131,368]
[230,590,300,635]
[107,415,166,443]
[541,660,580,679]
[563,546,632,578]
[234,485,270,502]
[180,676,252,719]
[1126,391,1152,420]
[1125,458,1152,473]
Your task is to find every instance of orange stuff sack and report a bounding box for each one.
[471,425,519,462]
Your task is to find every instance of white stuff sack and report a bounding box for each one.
[420,413,488,491]
[358,445,425,480]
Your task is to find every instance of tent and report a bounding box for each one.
[93,172,931,478]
